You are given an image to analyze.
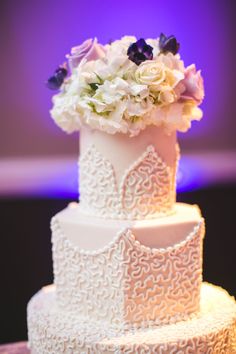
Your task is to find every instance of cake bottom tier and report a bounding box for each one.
[27,282,236,354]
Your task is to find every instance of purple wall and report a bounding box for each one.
[1,0,236,157]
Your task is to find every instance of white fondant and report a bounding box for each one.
[80,125,177,182]
[58,203,202,250]
[26,107,236,353]
[27,283,236,353]
[79,125,178,220]
[51,209,204,329]
[79,140,179,219]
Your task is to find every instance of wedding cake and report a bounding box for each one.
[27,35,236,353]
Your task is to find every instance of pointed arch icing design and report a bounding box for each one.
[79,144,178,219]
[51,216,204,330]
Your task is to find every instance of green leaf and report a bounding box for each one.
[89,83,99,91]
[94,73,103,83]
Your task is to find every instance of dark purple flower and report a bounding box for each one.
[127,38,153,66]
[159,33,180,55]
[46,65,68,90]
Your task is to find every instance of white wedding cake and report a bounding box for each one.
[27,35,236,353]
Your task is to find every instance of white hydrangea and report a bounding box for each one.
[50,36,204,136]
[50,94,81,133]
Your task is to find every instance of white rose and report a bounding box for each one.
[135,61,166,86]
[135,61,184,93]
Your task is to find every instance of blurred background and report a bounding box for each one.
[0,0,236,346]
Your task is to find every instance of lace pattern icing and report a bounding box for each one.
[51,216,204,330]
[79,144,178,219]
[27,283,236,354]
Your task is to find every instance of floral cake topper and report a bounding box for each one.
[48,34,204,136]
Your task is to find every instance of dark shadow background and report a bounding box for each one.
[0,186,235,344]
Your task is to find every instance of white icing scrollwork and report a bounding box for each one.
[79,144,178,220]
[51,216,205,330]
[27,283,236,354]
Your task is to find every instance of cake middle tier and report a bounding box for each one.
[51,203,204,330]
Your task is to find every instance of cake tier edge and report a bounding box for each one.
[27,282,236,354]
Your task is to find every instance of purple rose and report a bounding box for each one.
[66,38,106,70]
[181,64,204,104]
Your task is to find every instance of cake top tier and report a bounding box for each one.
[48,34,204,137]
[79,125,178,219]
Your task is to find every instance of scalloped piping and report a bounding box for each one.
[51,216,204,256]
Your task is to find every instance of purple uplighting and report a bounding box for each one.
[2,0,236,159]
[1,152,236,198]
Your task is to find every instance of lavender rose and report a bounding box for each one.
[181,64,204,104]
[66,38,106,70]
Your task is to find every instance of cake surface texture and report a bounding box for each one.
[51,203,204,329]
[27,283,236,353]
[27,34,236,353]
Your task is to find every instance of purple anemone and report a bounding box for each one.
[46,65,68,90]
[127,38,153,66]
[159,33,180,55]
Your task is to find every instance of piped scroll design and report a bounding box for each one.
[27,284,236,354]
[51,216,204,330]
[79,144,176,219]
